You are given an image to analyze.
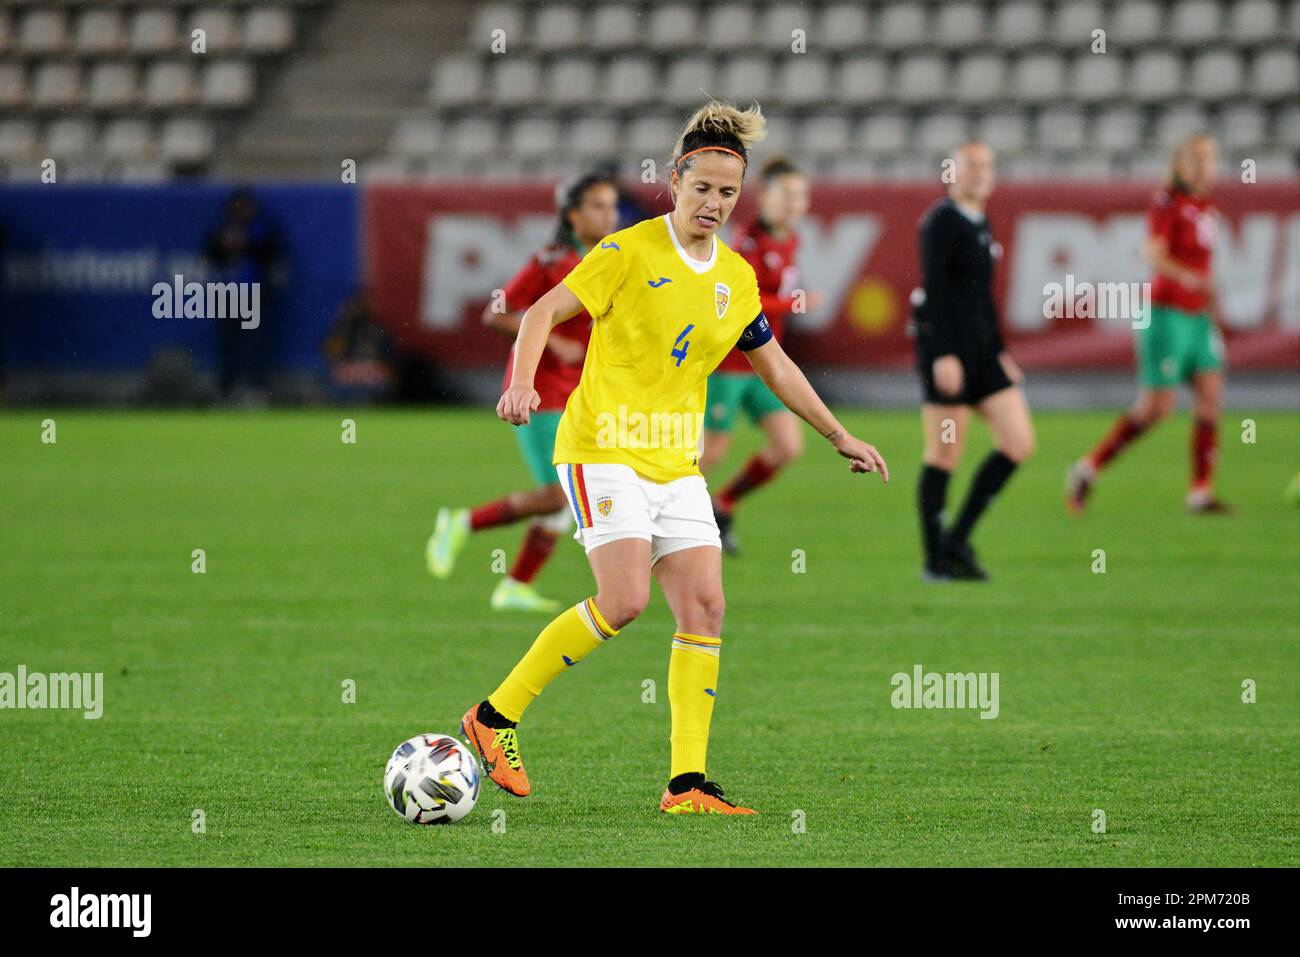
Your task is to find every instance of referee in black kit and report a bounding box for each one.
[911,141,1036,582]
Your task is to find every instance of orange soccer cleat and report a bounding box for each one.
[461,703,531,797]
[659,776,757,815]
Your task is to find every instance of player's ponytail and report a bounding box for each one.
[671,100,767,176]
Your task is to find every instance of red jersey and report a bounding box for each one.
[499,242,592,411]
[1148,189,1216,314]
[717,218,801,372]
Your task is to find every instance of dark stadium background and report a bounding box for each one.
[0,0,1296,406]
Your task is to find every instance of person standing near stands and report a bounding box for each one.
[204,188,283,402]
[913,141,1036,582]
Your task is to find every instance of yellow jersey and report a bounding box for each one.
[553,214,770,483]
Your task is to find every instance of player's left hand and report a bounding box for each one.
[832,433,889,483]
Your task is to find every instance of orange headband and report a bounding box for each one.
[676,146,747,168]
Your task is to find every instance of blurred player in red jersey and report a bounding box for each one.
[699,157,822,553]
[427,173,620,610]
[1067,134,1233,515]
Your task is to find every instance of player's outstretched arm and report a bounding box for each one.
[497,282,584,426]
[744,338,889,482]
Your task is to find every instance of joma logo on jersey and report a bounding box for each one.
[647,276,672,288]
[715,282,730,319]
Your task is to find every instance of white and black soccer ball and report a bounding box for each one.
[384,733,481,825]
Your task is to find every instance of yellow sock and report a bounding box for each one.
[488,598,618,722]
[668,632,722,779]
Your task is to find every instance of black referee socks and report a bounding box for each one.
[918,464,952,568]
[948,451,1019,545]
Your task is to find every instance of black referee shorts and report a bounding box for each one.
[916,346,1013,406]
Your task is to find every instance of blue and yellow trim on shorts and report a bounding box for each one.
[563,464,594,528]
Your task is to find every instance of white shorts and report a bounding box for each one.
[555,463,721,564]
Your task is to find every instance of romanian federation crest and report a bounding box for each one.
[596,495,614,518]
[715,282,731,319]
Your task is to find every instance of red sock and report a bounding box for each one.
[470,497,516,531]
[1191,418,1218,491]
[507,524,556,584]
[718,454,779,512]
[1088,414,1148,470]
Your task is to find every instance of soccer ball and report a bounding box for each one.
[384,733,481,825]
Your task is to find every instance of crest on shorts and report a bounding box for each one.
[596,495,614,518]
[715,282,730,319]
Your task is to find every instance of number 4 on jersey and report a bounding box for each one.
[671,324,695,367]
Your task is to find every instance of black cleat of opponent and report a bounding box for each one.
[942,536,989,581]
[713,500,739,555]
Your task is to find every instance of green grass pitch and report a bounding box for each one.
[1,407,1296,867]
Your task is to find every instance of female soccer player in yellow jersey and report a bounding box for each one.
[460,101,889,815]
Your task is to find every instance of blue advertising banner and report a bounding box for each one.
[0,184,359,373]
